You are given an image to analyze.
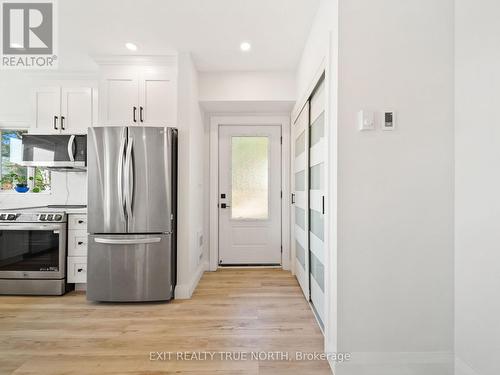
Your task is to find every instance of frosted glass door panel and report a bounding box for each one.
[309,78,326,326]
[231,137,269,220]
[292,103,310,300]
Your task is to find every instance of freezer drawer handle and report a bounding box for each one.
[94,237,162,245]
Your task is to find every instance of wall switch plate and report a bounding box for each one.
[358,110,375,131]
[383,111,396,130]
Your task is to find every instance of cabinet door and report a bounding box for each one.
[31,87,61,134]
[61,88,93,134]
[99,70,139,126]
[138,69,177,126]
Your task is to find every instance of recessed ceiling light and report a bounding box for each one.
[125,42,138,51]
[240,41,251,52]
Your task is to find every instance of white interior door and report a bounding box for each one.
[218,125,282,265]
[292,103,310,299]
[309,79,326,326]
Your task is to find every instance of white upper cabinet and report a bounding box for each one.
[97,58,178,127]
[61,88,94,133]
[99,67,139,126]
[32,87,61,134]
[139,69,177,126]
[32,86,95,134]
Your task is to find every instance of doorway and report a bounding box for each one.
[209,116,291,271]
[218,125,282,265]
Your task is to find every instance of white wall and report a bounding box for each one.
[199,71,296,102]
[296,0,455,373]
[295,0,335,99]
[455,1,500,374]
[337,0,454,372]
[199,71,296,113]
[175,52,208,298]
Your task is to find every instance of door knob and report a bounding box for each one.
[220,203,231,209]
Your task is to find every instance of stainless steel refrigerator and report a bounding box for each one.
[86,126,177,302]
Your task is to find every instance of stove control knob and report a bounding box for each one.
[7,214,16,221]
[54,214,63,221]
[39,214,46,221]
[46,214,54,221]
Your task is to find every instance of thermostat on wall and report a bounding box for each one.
[358,110,375,131]
[383,111,396,130]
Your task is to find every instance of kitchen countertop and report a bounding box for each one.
[65,208,87,214]
[0,205,87,215]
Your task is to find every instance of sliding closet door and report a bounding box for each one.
[308,78,326,326]
[292,103,310,299]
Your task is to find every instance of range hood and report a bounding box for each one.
[18,134,87,172]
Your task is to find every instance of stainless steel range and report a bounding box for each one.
[0,207,73,295]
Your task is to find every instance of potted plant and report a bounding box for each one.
[31,169,49,193]
[1,175,13,190]
[10,173,33,193]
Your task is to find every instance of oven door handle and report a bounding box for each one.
[0,224,64,231]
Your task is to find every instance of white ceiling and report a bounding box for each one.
[59,0,320,72]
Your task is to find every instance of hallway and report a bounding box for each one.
[0,269,330,374]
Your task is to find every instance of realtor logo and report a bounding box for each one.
[1,0,58,69]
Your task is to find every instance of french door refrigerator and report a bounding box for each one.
[86,126,177,302]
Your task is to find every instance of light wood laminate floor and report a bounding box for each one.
[0,268,331,374]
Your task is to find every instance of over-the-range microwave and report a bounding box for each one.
[17,134,87,171]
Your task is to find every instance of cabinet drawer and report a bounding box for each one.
[67,256,87,283]
[68,230,88,256]
[68,214,88,230]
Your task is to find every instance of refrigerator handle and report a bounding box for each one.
[94,237,162,245]
[124,137,134,219]
[117,131,127,221]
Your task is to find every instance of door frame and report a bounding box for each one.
[209,115,291,271]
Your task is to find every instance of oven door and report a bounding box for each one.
[0,223,66,279]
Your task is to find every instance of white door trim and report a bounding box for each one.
[209,115,291,272]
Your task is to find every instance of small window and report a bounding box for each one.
[0,129,51,193]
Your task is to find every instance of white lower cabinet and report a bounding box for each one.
[68,257,87,284]
[68,230,88,256]
[67,213,88,284]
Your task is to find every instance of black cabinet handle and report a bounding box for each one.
[220,203,231,209]
[140,106,144,122]
[78,220,84,224]
[77,268,83,272]
[133,106,137,123]
[61,116,65,130]
[322,196,325,215]
[291,193,296,204]
[78,241,83,245]
[54,115,58,130]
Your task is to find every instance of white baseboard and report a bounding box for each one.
[174,260,208,299]
[333,351,454,375]
[455,357,480,375]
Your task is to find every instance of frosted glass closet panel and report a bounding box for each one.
[292,102,310,299]
[309,79,325,327]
